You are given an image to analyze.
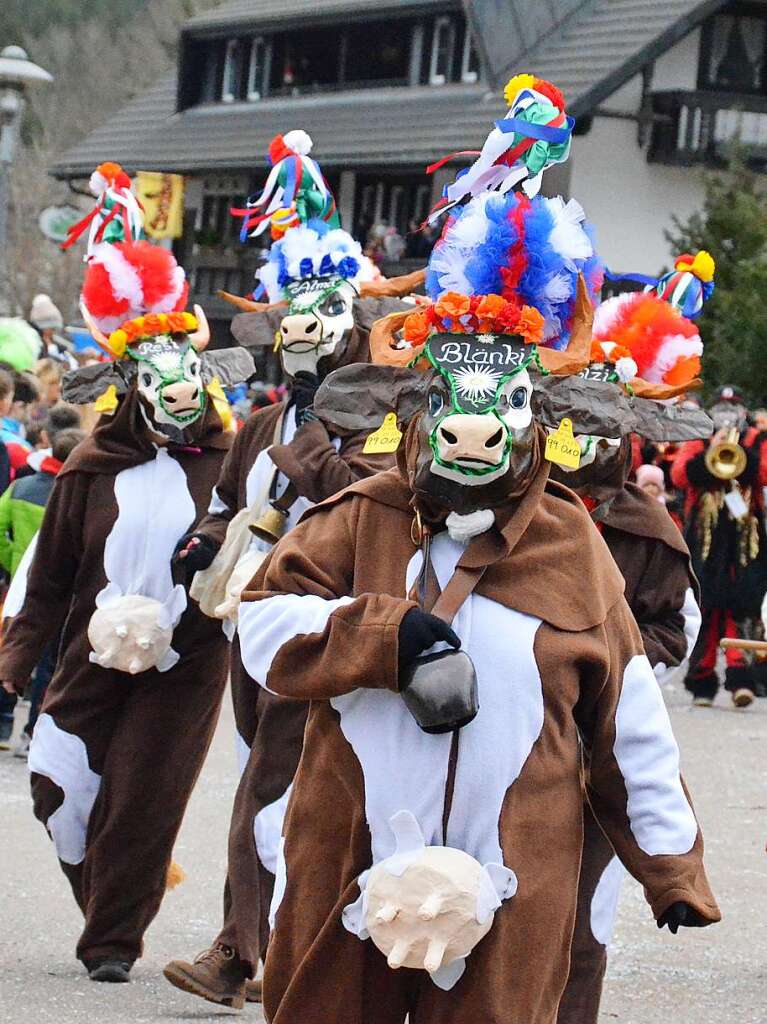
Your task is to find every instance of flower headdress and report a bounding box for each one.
[427,73,574,224]
[108,311,199,358]
[231,130,339,241]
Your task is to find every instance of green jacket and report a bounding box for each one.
[0,460,60,577]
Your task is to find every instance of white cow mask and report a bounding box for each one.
[278,277,356,379]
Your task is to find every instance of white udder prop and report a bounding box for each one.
[336,535,544,989]
[344,810,514,989]
[88,449,195,674]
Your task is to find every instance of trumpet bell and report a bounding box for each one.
[249,505,288,545]
[704,429,747,481]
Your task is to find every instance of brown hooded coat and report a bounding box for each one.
[0,392,232,965]
[235,447,719,1024]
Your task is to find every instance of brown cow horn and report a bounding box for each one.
[629,377,703,400]
[218,290,289,313]
[369,310,427,367]
[535,275,593,375]
[359,268,426,299]
[188,304,210,352]
[79,301,119,359]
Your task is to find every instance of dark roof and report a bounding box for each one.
[52,0,727,179]
[188,0,448,32]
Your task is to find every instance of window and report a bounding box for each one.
[430,16,456,85]
[222,38,243,102]
[247,36,271,100]
[461,30,479,84]
[700,9,767,94]
[344,20,411,86]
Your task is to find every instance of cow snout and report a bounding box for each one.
[281,313,322,348]
[161,379,200,412]
[436,414,507,466]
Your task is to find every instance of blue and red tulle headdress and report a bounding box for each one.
[424,190,603,349]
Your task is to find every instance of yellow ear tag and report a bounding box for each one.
[545,417,581,469]
[273,330,282,352]
[363,412,402,455]
[94,384,118,415]
[206,376,234,432]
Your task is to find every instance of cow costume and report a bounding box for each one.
[164,161,422,1006]
[231,186,719,1024]
[544,334,712,1024]
[0,241,254,981]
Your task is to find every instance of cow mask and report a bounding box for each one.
[278,276,357,378]
[314,281,713,523]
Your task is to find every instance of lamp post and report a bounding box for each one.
[0,45,53,313]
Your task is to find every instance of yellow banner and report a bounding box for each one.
[136,171,184,239]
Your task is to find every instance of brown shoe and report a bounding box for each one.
[163,944,247,1009]
[732,687,755,708]
[245,977,263,1002]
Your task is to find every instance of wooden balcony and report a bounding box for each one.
[648,90,767,169]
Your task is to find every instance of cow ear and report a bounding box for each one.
[532,375,635,438]
[314,363,430,432]
[630,398,713,441]
[201,348,256,387]
[62,361,134,405]
[352,296,417,335]
[230,309,285,349]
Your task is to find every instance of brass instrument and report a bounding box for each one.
[705,427,747,480]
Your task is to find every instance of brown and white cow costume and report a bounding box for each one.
[545,340,712,1022]
[0,307,254,982]
[163,236,424,1005]
[229,278,719,1023]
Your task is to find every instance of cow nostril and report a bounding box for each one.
[486,427,504,448]
[191,389,199,401]
[164,393,176,404]
[305,321,317,334]
[440,427,458,445]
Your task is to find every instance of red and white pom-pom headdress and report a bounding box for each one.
[81,241,189,336]
[593,289,706,392]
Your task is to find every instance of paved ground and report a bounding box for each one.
[2,679,766,1024]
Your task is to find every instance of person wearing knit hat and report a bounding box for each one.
[635,462,668,503]
[29,294,63,333]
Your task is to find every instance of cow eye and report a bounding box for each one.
[510,386,528,410]
[320,295,346,317]
[141,372,153,388]
[428,389,444,417]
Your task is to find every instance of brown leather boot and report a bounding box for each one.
[245,977,263,1002]
[163,944,248,1009]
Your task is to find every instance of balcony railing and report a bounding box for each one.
[648,89,767,168]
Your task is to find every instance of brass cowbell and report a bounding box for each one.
[249,504,288,545]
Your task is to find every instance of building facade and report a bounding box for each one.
[52,0,766,343]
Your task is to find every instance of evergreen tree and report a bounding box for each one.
[666,158,767,404]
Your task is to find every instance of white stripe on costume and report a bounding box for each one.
[238,593,354,693]
[613,654,698,855]
[28,714,101,865]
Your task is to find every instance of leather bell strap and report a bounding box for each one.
[266,402,298,516]
[411,529,489,622]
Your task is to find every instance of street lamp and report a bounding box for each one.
[0,45,53,312]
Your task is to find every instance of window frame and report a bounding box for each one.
[221,37,242,103]
[429,15,456,86]
[247,35,271,101]
[698,3,767,95]
[460,28,479,84]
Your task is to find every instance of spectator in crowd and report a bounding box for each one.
[0,369,33,480]
[0,426,86,756]
[28,294,72,364]
[635,463,667,504]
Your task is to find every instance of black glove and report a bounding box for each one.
[397,608,460,671]
[172,532,220,575]
[291,372,320,426]
[657,901,708,934]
